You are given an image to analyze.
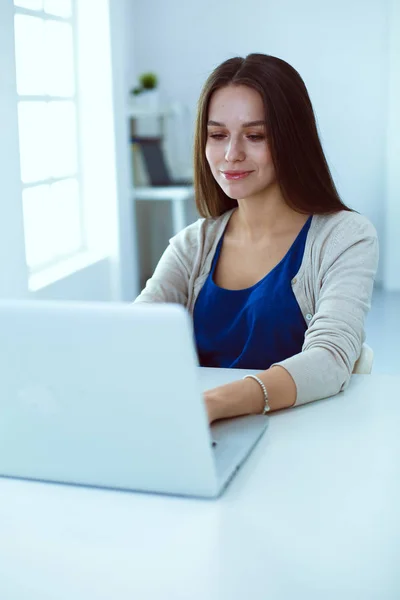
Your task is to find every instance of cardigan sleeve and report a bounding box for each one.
[271,219,379,406]
[133,220,203,306]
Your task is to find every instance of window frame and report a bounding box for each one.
[13,0,87,275]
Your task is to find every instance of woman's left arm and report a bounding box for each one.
[205,221,379,422]
[205,364,297,423]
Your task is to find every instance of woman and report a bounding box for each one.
[134,53,379,423]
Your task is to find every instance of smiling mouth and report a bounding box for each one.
[221,171,253,181]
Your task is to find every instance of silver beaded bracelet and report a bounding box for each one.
[243,375,271,414]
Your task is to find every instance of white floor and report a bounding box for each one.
[366,287,400,374]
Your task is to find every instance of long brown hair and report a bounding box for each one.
[194,54,352,218]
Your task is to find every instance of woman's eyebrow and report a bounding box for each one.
[207,120,266,127]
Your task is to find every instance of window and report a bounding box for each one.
[13,0,85,273]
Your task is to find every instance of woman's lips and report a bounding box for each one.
[221,171,253,181]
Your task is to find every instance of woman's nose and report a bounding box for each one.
[224,139,245,162]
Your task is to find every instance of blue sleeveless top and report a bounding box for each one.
[193,216,312,370]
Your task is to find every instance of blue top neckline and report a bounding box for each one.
[210,215,313,294]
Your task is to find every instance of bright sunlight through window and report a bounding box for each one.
[13,0,84,272]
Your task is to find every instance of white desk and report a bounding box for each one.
[1,373,399,599]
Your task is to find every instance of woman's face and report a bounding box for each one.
[205,85,276,200]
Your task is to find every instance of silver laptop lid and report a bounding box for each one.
[0,300,219,497]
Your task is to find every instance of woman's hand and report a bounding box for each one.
[204,388,221,424]
[203,378,265,424]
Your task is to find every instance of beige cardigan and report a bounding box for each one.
[134,209,379,407]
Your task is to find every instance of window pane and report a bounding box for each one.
[18,101,78,182]
[48,101,78,178]
[14,15,46,95]
[45,20,75,96]
[50,179,82,256]
[14,15,75,98]
[44,0,72,18]
[18,102,50,183]
[22,185,53,268]
[14,0,43,9]
[22,180,83,269]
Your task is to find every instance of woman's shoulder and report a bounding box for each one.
[308,210,379,276]
[169,209,234,263]
[312,210,378,245]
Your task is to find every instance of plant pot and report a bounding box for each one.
[132,89,160,110]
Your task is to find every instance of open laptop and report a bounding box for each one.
[0,300,268,499]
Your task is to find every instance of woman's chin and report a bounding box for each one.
[221,181,259,199]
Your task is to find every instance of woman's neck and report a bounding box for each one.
[229,185,309,244]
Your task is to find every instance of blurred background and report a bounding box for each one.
[0,0,399,369]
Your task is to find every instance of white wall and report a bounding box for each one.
[73,0,139,301]
[384,0,400,291]
[109,0,140,300]
[33,259,113,301]
[128,0,391,285]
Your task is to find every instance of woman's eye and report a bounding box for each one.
[209,133,226,140]
[208,133,264,141]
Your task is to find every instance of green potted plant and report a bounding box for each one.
[139,72,158,90]
[130,72,159,108]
